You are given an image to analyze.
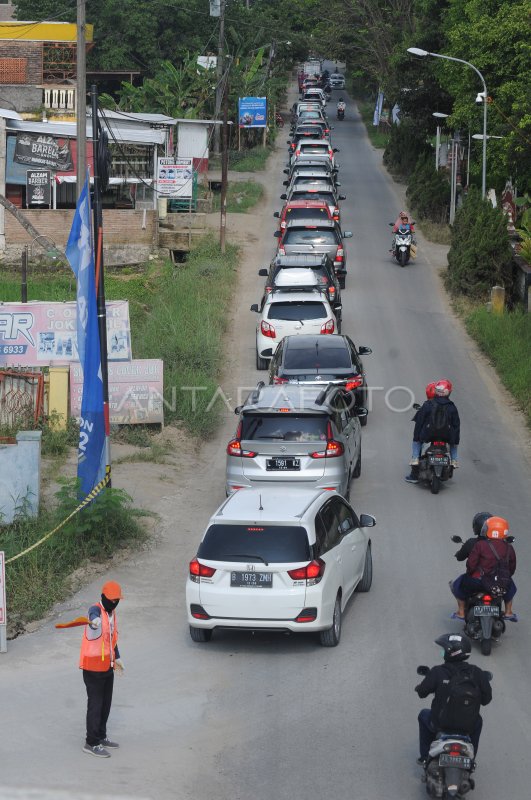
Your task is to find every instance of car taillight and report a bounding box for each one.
[336,246,344,262]
[265,286,272,293]
[189,558,216,581]
[226,422,257,458]
[328,285,335,297]
[433,440,446,446]
[333,208,339,220]
[295,607,318,623]
[295,149,300,157]
[320,318,335,334]
[345,377,363,391]
[261,320,276,339]
[278,246,285,255]
[328,149,333,157]
[281,221,286,229]
[310,423,344,458]
[288,559,325,585]
[273,376,288,384]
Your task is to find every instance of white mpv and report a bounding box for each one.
[186,488,375,647]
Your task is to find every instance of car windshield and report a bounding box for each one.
[293,192,335,204]
[285,208,329,222]
[300,145,329,154]
[198,524,311,563]
[241,414,328,442]
[283,228,337,245]
[284,345,351,369]
[267,301,327,321]
[298,112,322,120]
[292,178,334,188]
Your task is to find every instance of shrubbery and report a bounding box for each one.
[447,187,512,298]
[383,120,430,178]
[406,153,450,224]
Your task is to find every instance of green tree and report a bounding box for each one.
[447,186,512,297]
[406,152,450,222]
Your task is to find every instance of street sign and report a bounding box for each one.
[26,170,51,207]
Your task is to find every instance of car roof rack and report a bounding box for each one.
[270,285,327,295]
[249,381,265,405]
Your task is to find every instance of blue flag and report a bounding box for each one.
[66,176,106,496]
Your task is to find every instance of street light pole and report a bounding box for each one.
[407,48,488,197]
[433,112,448,171]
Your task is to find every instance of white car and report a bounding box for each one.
[186,487,375,646]
[290,138,339,167]
[330,73,345,90]
[302,88,327,107]
[250,284,338,369]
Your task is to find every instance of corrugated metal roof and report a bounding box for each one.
[6,118,166,145]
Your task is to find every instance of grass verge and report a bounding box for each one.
[212,180,264,213]
[0,482,149,636]
[416,219,452,246]
[355,100,391,149]
[210,147,272,172]
[459,304,531,426]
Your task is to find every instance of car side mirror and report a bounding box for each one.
[359,513,376,528]
[412,402,420,410]
[234,405,242,415]
[417,666,429,677]
[280,193,287,199]
[343,231,353,239]
[333,148,340,153]
[506,535,515,543]
[283,168,289,174]
[339,195,346,200]
[250,304,259,312]
[273,212,280,218]
[355,407,368,419]
[451,535,463,543]
[273,230,281,237]
[258,269,268,277]
[389,222,394,227]
[335,181,341,186]
[357,346,372,355]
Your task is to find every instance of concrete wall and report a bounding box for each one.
[0,430,41,524]
[0,40,43,83]
[3,209,158,265]
[0,85,42,112]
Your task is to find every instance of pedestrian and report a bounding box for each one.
[80,580,124,758]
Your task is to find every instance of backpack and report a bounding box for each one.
[436,665,482,734]
[480,540,512,598]
[426,401,452,440]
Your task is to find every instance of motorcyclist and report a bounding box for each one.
[337,97,346,113]
[450,516,517,621]
[393,210,415,233]
[415,633,492,767]
[405,379,460,483]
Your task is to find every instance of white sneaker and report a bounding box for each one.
[451,460,459,468]
[409,458,419,466]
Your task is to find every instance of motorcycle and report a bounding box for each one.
[450,534,514,655]
[275,112,285,128]
[337,103,345,120]
[389,222,413,266]
[411,412,454,494]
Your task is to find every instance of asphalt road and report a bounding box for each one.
[1,75,530,800]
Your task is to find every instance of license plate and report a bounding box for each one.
[266,457,300,471]
[473,605,500,616]
[429,455,449,464]
[439,754,471,769]
[231,571,273,588]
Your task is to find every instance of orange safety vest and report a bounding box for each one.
[79,603,118,672]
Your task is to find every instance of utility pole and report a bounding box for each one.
[76,0,87,199]
[213,0,226,155]
[220,64,230,253]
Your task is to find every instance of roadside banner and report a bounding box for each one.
[66,175,106,497]
[238,97,267,128]
[14,132,73,171]
[373,90,384,126]
[26,170,51,207]
[70,359,164,425]
[0,301,130,367]
[0,551,6,653]
[157,157,193,198]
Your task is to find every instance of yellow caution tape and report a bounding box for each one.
[5,468,111,565]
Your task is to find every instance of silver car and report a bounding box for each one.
[225,383,366,497]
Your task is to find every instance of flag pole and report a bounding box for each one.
[91,84,111,486]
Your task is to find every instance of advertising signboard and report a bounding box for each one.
[14,133,73,171]
[0,301,131,367]
[70,359,164,425]
[157,157,193,198]
[238,97,267,128]
[0,551,5,626]
[26,170,51,207]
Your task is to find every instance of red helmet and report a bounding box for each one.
[399,210,408,218]
[434,379,452,397]
[425,382,436,400]
[482,516,509,540]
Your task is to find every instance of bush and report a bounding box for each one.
[383,120,430,178]
[447,187,512,298]
[407,153,450,224]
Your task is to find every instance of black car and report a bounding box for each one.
[258,253,342,313]
[288,124,330,154]
[268,334,372,424]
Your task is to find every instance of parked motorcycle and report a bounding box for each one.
[417,671,477,799]
[450,535,513,655]
[389,222,414,266]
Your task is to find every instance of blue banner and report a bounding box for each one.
[66,176,106,497]
[238,97,267,128]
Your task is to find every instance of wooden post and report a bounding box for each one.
[21,245,28,303]
[490,285,505,314]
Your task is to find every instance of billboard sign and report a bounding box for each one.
[26,170,51,206]
[238,97,267,128]
[0,301,131,367]
[14,133,73,171]
[70,359,164,425]
[157,157,193,198]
